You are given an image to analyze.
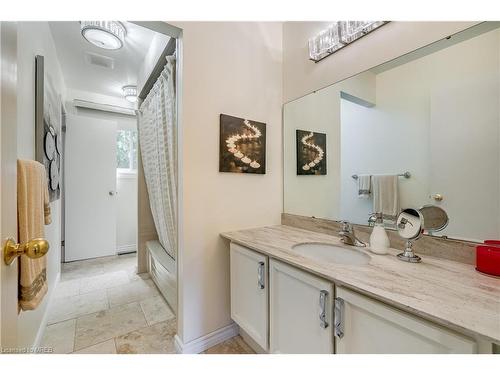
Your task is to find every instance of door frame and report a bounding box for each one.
[0,21,19,350]
[130,21,183,336]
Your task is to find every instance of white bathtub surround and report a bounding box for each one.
[147,240,177,313]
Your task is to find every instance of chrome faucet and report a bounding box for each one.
[338,221,366,247]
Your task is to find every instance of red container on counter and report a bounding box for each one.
[476,241,500,276]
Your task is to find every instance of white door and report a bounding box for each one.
[230,243,268,351]
[65,114,117,261]
[0,21,19,348]
[270,259,334,354]
[335,286,477,353]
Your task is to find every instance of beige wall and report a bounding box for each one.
[283,21,480,102]
[172,22,283,345]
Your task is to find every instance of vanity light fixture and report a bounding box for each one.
[80,21,126,50]
[308,21,387,62]
[122,85,137,103]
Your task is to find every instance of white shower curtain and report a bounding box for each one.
[138,56,177,260]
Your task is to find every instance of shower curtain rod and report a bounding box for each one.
[138,37,177,101]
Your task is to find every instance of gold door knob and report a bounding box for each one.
[3,238,49,265]
[430,193,444,202]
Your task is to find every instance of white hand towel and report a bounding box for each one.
[372,175,400,222]
[357,175,371,198]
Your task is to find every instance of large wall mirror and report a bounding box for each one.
[283,22,500,242]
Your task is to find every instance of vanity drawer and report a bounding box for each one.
[335,286,477,354]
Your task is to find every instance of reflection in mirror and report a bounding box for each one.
[397,208,423,240]
[419,205,449,234]
[283,22,500,242]
[396,208,424,263]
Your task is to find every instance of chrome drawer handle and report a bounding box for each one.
[334,297,344,338]
[319,290,329,329]
[257,261,265,289]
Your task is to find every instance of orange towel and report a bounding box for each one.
[17,159,51,311]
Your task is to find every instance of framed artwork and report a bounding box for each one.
[296,129,327,175]
[219,114,266,174]
[35,55,62,201]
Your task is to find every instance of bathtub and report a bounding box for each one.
[146,240,177,314]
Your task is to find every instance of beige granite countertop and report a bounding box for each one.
[221,225,500,343]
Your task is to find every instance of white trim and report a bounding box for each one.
[32,272,60,348]
[117,244,136,254]
[73,99,136,116]
[116,169,138,179]
[174,323,239,354]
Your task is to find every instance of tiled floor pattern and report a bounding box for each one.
[41,253,254,354]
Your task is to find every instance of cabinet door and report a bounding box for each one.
[230,243,268,350]
[270,259,334,353]
[335,286,477,354]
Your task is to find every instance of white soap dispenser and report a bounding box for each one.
[369,213,390,255]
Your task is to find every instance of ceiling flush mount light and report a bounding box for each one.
[308,21,387,62]
[122,85,137,103]
[80,21,126,50]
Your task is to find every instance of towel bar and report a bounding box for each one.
[352,171,411,180]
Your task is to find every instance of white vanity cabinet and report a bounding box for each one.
[335,286,477,354]
[229,242,481,354]
[230,243,269,350]
[269,259,334,353]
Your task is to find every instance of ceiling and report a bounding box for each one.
[49,21,164,101]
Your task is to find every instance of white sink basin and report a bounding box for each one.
[292,242,371,266]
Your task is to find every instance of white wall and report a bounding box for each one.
[283,22,480,102]
[338,29,500,241]
[66,104,138,253]
[172,22,283,345]
[340,61,432,225]
[137,33,170,95]
[16,21,66,348]
[116,176,138,252]
[284,72,375,220]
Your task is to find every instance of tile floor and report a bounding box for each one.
[41,253,254,354]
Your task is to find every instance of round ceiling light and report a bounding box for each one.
[80,21,126,50]
[122,85,138,103]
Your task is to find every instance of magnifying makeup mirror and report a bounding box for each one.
[419,205,449,234]
[396,208,424,263]
[396,206,449,263]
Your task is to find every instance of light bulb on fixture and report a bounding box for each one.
[80,21,126,50]
[122,85,137,103]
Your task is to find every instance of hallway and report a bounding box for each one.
[41,254,253,354]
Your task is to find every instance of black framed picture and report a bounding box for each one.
[296,129,327,175]
[35,55,62,201]
[219,114,266,174]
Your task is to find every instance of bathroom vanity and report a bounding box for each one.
[223,22,500,355]
[222,226,500,354]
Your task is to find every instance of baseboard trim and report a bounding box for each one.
[117,244,136,254]
[174,323,239,354]
[32,272,60,348]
